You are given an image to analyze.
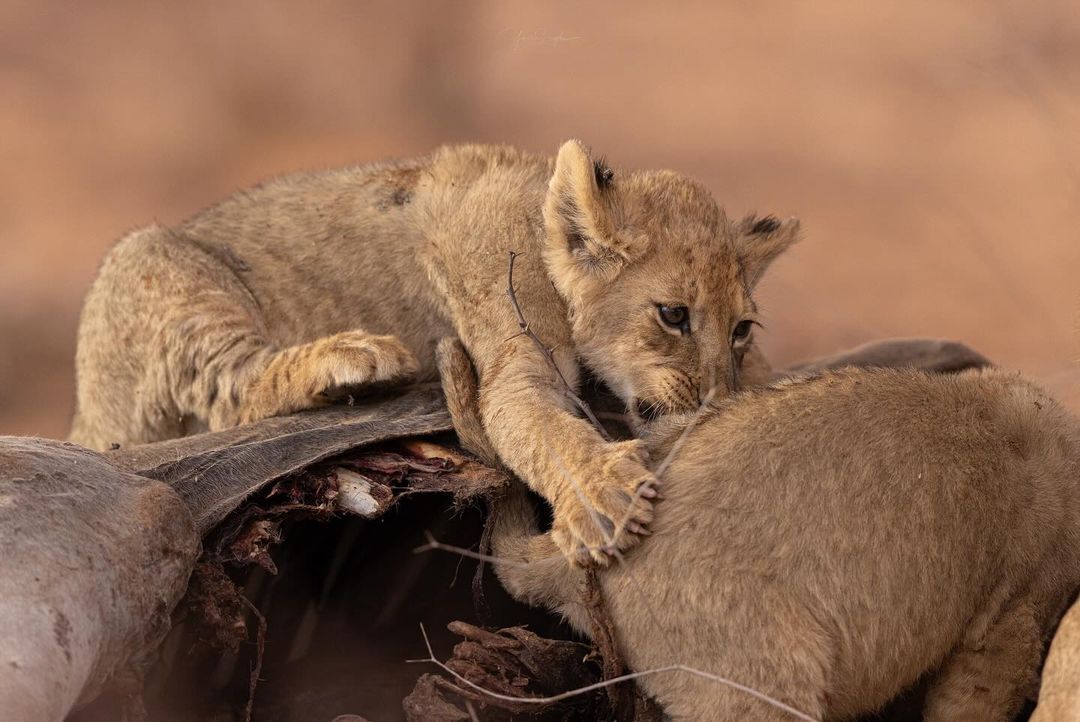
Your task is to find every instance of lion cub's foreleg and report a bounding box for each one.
[473,342,657,566]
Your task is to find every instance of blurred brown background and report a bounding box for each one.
[1,0,1078,439]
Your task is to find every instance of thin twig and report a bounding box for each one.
[584,566,633,717]
[505,251,611,441]
[654,390,716,479]
[407,623,819,722]
[240,596,267,722]
[413,530,545,568]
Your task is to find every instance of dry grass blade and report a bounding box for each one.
[413,530,545,568]
[407,624,820,721]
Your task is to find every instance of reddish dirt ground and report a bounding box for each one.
[1,1,1078,438]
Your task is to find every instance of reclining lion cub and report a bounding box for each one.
[436,341,1080,721]
[71,140,798,561]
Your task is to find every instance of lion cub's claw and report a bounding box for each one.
[551,439,658,567]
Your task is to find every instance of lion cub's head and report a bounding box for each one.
[543,139,797,423]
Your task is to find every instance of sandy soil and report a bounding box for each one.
[1,1,1078,438]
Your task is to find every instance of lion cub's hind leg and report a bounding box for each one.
[239,330,419,424]
[922,597,1042,722]
[72,226,419,449]
[73,225,275,449]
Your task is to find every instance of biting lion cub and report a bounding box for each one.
[71,141,795,561]
[436,339,1080,721]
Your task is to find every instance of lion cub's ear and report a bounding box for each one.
[543,140,630,291]
[736,214,799,288]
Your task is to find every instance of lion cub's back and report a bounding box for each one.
[631,367,1080,713]
[169,143,551,347]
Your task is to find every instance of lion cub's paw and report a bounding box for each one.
[551,439,658,567]
[312,331,421,389]
[240,330,419,423]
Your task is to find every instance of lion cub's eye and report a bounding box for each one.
[657,304,690,333]
[731,320,754,345]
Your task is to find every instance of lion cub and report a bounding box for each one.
[437,341,1080,721]
[71,141,795,562]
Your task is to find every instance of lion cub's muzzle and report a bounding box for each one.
[632,391,698,427]
[628,365,736,429]
[630,370,734,426]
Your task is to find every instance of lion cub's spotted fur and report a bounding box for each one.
[436,340,1080,721]
[72,141,793,561]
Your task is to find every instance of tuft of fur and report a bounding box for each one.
[747,214,781,235]
[592,156,615,189]
[735,213,799,288]
[71,141,791,564]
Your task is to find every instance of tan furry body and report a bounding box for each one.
[72,141,796,559]
[465,363,1080,720]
